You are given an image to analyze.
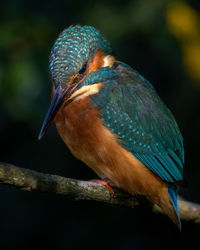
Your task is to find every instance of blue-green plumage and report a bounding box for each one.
[48,25,184,183]
[168,184,181,230]
[88,62,184,184]
[85,61,184,230]
[49,25,111,87]
[87,61,184,230]
[40,25,184,230]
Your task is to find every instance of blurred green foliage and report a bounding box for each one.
[0,0,200,250]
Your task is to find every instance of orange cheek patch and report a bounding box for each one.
[88,50,105,73]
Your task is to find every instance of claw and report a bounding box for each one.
[91,178,114,196]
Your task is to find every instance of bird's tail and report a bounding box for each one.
[158,183,181,231]
[168,183,181,230]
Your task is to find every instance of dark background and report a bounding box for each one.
[0,0,200,249]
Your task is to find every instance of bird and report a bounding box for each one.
[38,25,185,230]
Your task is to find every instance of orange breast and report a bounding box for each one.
[54,95,168,203]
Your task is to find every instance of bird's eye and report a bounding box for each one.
[78,63,87,75]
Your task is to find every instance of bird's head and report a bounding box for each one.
[38,25,117,139]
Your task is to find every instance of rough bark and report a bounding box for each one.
[0,161,200,224]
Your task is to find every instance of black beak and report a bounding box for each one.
[38,82,78,140]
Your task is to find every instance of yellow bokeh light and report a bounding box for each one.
[167,2,200,39]
[183,42,200,81]
[166,2,200,82]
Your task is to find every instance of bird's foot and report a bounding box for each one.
[90,178,114,196]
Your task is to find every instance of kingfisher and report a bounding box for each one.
[38,25,185,230]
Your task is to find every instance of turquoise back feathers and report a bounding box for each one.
[92,62,184,184]
[49,25,112,87]
[49,24,184,185]
[45,24,184,229]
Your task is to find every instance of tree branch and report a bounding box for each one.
[0,161,200,224]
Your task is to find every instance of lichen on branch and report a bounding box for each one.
[0,161,200,224]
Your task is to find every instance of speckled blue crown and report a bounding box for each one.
[49,25,112,86]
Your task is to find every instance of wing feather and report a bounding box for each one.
[92,62,184,183]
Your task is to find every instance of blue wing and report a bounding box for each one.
[92,62,184,183]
